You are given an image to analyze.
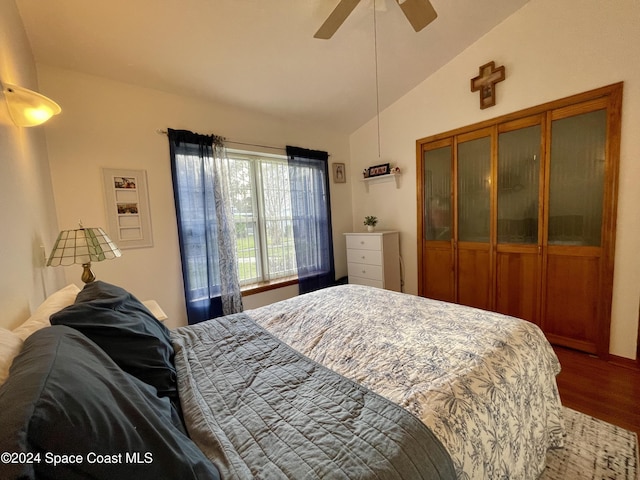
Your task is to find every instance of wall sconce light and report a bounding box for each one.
[1,82,61,127]
[47,224,121,283]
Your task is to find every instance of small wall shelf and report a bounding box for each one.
[362,172,401,192]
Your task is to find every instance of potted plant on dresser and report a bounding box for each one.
[364,216,378,232]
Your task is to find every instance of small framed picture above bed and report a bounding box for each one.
[102,168,153,249]
[332,163,346,183]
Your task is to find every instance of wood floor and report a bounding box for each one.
[553,346,640,436]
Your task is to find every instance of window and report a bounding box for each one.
[170,131,334,313]
[227,150,298,287]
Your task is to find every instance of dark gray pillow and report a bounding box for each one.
[51,281,177,402]
[0,326,220,480]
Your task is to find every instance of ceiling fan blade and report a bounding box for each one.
[396,0,437,33]
[314,0,362,39]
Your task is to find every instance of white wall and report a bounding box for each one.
[40,65,352,328]
[349,0,640,359]
[0,0,65,329]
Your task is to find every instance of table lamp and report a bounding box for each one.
[47,225,121,283]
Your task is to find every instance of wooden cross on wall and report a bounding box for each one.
[471,61,506,109]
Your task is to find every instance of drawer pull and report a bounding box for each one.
[360,241,365,245]
[362,270,366,274]
[361,255,366,259]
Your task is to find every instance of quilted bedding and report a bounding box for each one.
[246,285,565,480]
[172,312,455,479]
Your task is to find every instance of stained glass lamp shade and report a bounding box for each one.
[47,227,121,283]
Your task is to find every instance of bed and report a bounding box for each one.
[243,285,565,479]
[0,281,564,480]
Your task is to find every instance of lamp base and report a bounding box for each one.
[81,263,96,283]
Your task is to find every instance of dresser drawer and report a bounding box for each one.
[346,235,382,251]
[347,262,383,281]
[347,248,382,266]
[344,231,401,292]
[348,276,384,289]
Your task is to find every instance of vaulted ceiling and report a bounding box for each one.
[16,0,530,133]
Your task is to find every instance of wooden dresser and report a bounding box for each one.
[344,231,401,291]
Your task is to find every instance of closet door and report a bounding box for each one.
[420,140,454,302]
[417,84,622,358]
[542,103,609,354]
[456,129,492,310]
[495,117,544,324]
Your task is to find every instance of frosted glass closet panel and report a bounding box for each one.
[424,146,452,241]
[457,137,491,242]
[549,110,606,246]
[497,125,541,244]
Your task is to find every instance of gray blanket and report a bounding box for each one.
[172,313,455,480]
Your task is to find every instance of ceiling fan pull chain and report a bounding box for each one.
[373,0,382,158]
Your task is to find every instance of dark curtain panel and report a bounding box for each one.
[168,128,243,324]
[286,146,335,294]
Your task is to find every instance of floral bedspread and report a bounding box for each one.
[246,285,565,480]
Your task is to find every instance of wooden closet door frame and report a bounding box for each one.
[417,82,623,359]
[495,114,547,325]
[455,127,495,310]
[417,138,455,301]
[540,94,622,358]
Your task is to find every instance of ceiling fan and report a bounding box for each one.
[314,0,437,39]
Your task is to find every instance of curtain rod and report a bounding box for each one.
[155,129,285,152]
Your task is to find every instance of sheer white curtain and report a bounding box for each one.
[168,129,242,324]
[286,146,335,294]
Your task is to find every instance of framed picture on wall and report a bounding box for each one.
[332,163,346,183]
[102,168,153,249]
[367,163,390,178]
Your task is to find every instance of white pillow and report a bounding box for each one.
[0,327,23,385]
[12,284,81,341]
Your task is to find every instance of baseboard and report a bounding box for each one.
[609,354,640,371]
